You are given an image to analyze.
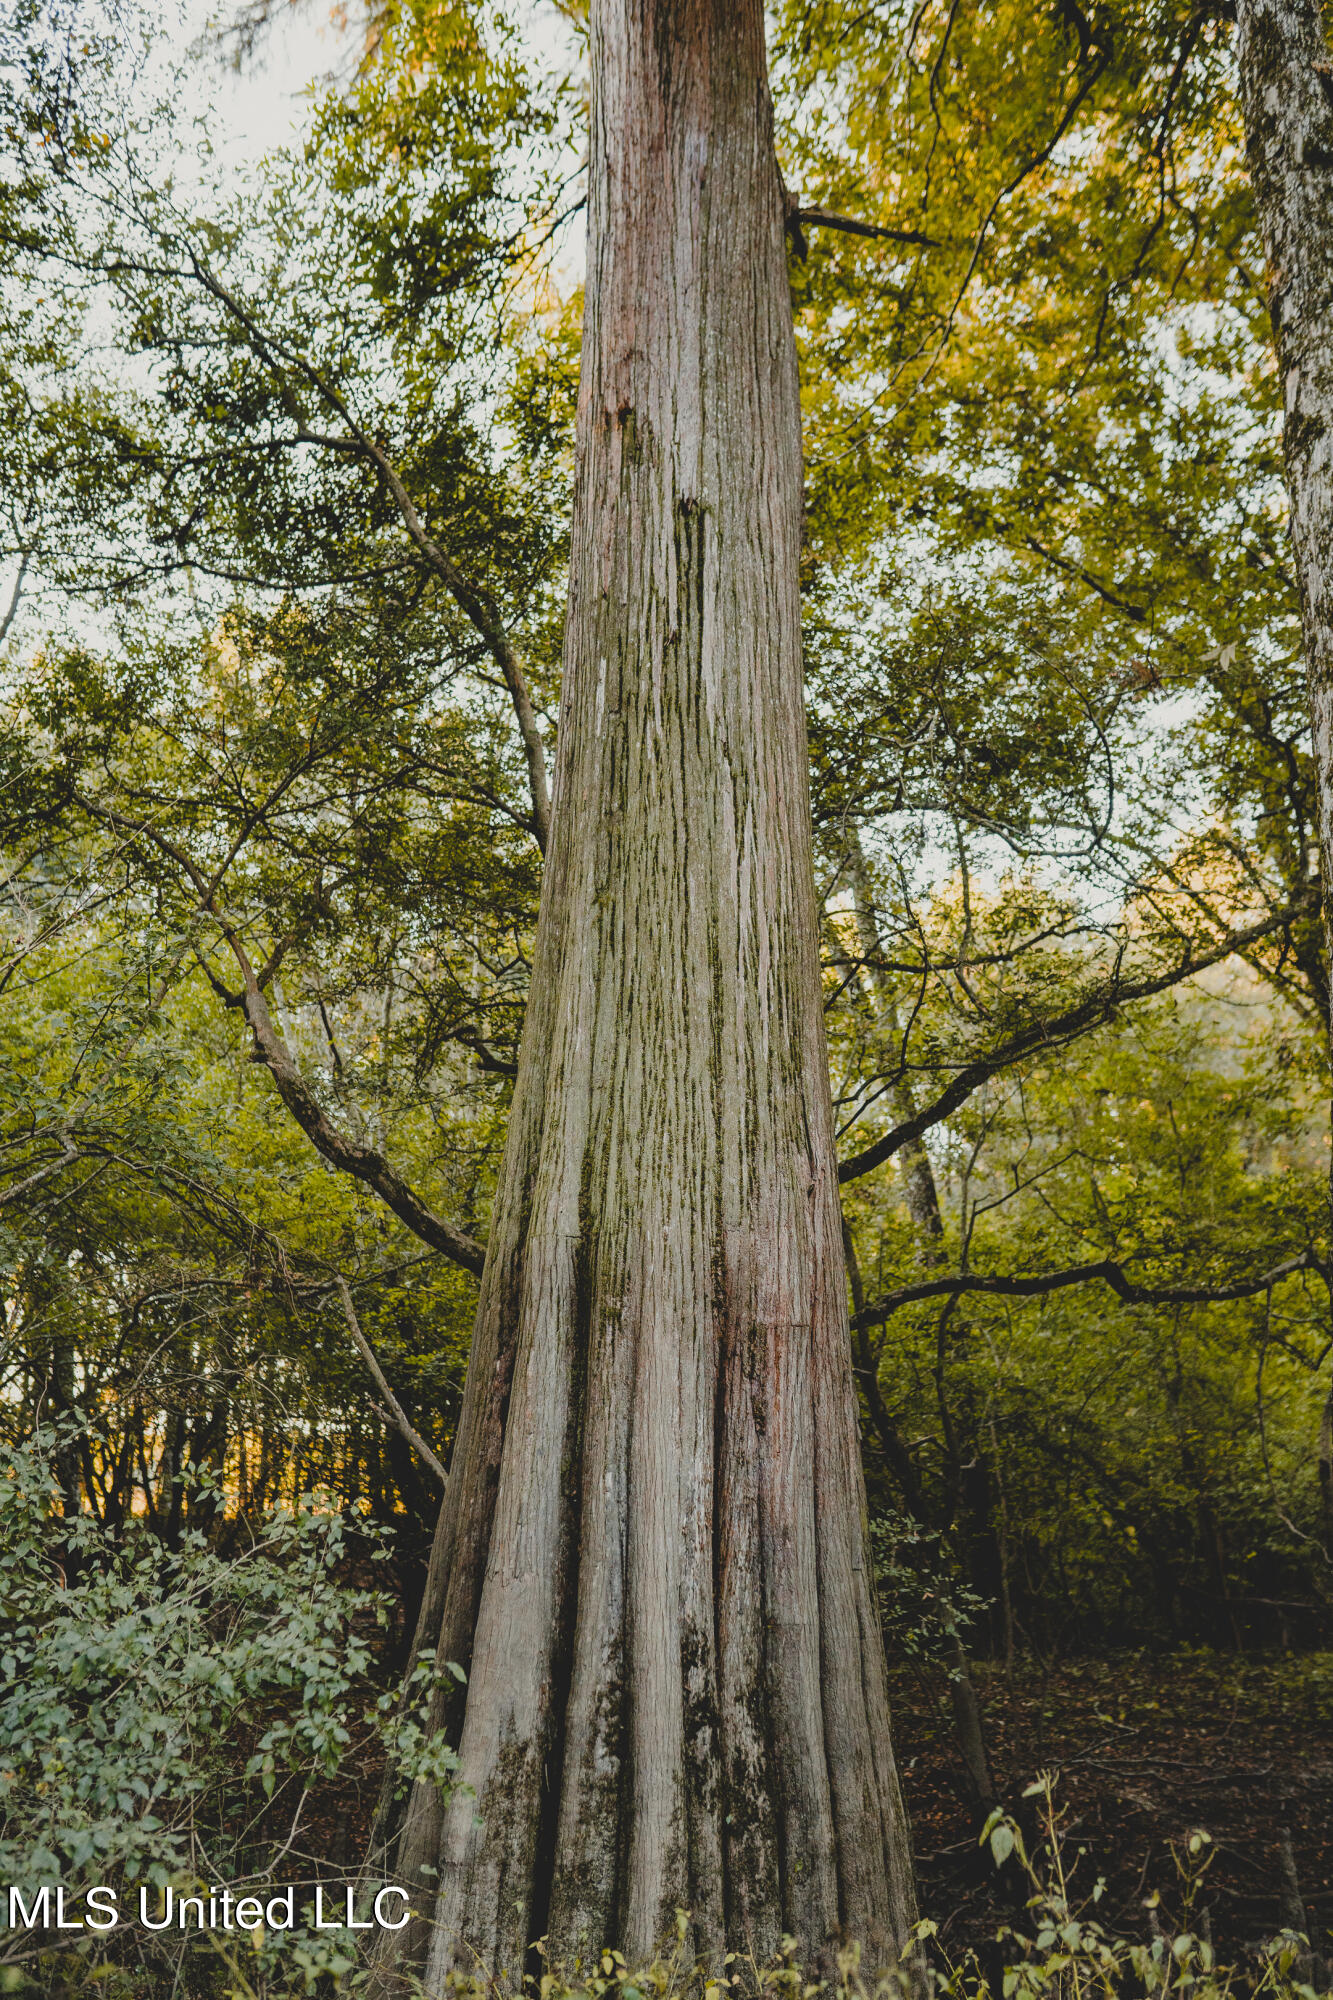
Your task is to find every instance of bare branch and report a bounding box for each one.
[0,551,29,646]
[75,799,487,1276]
[855,1250,1327,1328]
[336,1277,448,1486]
[838,890,1318,1183]
[227,946,486,1275]
[788,204,936,253]
[0,1132,78,1209]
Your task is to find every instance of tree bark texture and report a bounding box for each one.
[372,1,917,1989]
[1235,0,1333,966]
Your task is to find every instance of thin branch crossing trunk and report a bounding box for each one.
[368,0,916,1986]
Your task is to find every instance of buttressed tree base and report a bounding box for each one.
[370,0,918,1986]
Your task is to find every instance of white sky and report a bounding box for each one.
[177,0,586,284]
[181,1,583,161]
[184,1,355,160]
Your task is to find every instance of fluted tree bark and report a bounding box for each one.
[368,0,917,1989]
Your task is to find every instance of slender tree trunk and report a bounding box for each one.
[946,1634,996,1813]
[847,845,946,1265]
[845,837,996,1794]
[371,2,917,1988]
[162,1410,185,1552]
[1312,1384,1320,1552]
[1233,0,1333,1572]
[842,1214,927,1513]
[1235,0,1333,962]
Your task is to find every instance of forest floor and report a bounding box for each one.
[895,1651,1333,1972]
[300,1649,1333,1974]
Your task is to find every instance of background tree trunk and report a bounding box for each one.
[846,842,948,1268]
[370,0,917,1988]
[1234,0,1333,1552]
[1235,0,1333,961]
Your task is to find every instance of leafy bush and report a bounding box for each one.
[0,1424,406,1993]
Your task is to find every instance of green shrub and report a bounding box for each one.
[0,1423,421,1995]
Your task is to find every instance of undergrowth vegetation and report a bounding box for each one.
[0,1503,1324,2000]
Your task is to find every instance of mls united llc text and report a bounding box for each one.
[2,1884,411,1932]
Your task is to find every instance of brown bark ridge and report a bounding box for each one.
[368,0,917,1988]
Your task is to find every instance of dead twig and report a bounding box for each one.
[335,1277,447,1487]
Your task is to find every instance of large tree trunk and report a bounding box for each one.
[370,0,917,1987]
